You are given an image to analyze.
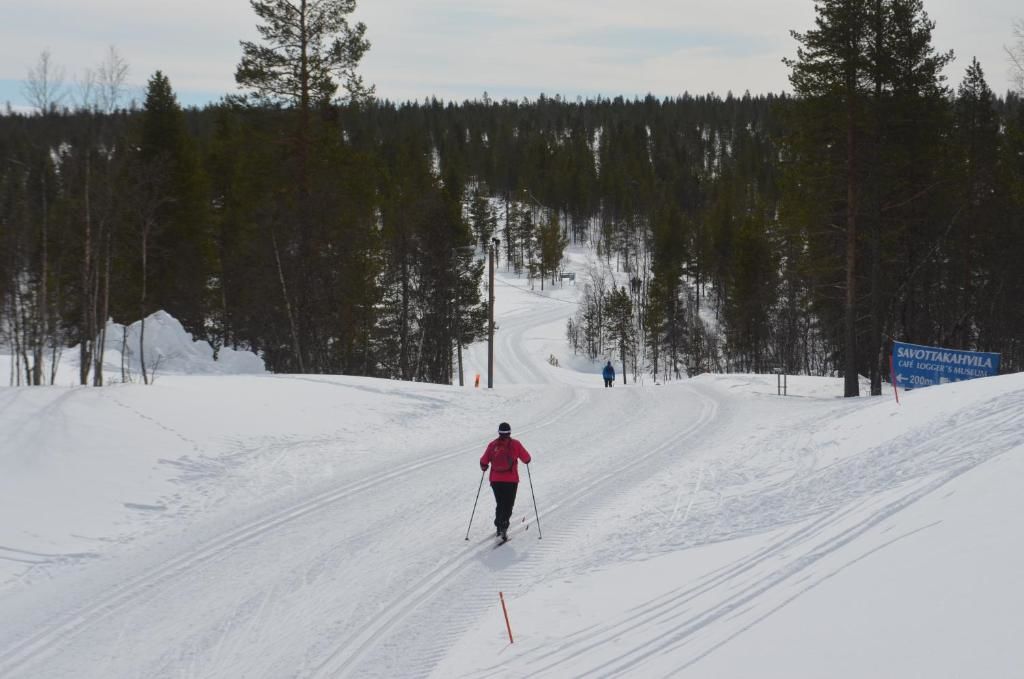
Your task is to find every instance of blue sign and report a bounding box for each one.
[892,341,1001,390]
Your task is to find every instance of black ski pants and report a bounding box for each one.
[490,481,519,531]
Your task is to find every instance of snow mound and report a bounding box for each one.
[99,311,265,376]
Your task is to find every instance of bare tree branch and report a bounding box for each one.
[96,45,130,113]
[22,50,67,114]
[1007,19,1024,93]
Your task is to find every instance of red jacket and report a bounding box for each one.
[480,437,531,483]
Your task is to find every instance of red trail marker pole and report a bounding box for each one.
[499,592,514,644]
[889,355,900,405]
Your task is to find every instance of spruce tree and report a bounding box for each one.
[136,71,213,343]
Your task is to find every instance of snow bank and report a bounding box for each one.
[3,311,265,385]
[84,310,265,377]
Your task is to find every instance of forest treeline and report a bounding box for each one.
[3,0,1023,391]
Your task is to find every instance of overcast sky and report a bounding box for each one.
[1,0,1020,110]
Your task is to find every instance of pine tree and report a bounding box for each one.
[786,0,872,397]
[947,59,1000,348]
[468,185,497,248]
[863,0,951,394]
[235,0,372,108]
[724,212,778,372]
[785,0,951,395]
[234,0,374,373]
[647,202,689,381]
[537,212,569,288]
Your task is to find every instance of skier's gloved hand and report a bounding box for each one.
[480,464,488,471]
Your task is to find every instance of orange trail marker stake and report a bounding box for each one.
[474,373,480,388]
[889,355,900,405]
[499,591,514,644]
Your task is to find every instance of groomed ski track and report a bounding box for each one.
[0,265,725,678]
[3,259,1024,677]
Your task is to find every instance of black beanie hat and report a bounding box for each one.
[498,422,511,436]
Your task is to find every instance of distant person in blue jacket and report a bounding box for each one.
[603,361,615,387]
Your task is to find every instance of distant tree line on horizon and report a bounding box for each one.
[2,0,1023,393]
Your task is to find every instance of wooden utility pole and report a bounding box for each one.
[488,238,499,388]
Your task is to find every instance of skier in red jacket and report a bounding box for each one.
[480,422,532,540]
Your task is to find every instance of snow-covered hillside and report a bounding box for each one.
[1,247,1022,678]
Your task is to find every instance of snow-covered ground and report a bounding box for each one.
[1,246,1022,678]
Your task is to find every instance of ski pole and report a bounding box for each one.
[465,469,486,540]
[526,462,542,539]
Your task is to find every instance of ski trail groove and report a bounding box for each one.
[484,389,1024,677]
[310,385,719,678]
[0,389,590,677]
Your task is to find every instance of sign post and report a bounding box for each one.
[774,367,787,396]
[889,354,900,404]
[487,238,499,388]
